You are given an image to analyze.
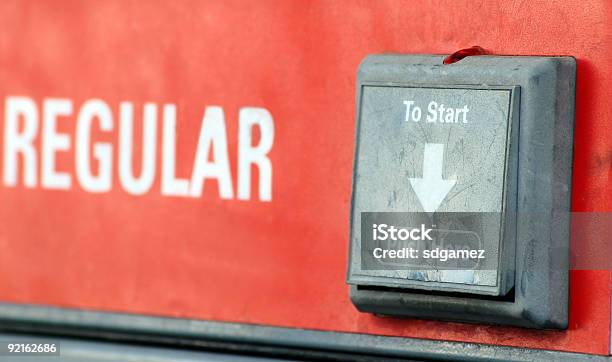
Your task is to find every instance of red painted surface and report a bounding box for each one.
[0,0,611,355]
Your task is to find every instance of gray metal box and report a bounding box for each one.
[347,54,575,329]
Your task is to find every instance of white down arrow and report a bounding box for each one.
[409,143,456,213]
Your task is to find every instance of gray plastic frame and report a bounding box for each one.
[348,54,576,329]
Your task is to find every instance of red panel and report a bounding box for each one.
[0,0,610,355]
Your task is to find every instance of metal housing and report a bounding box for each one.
[348,54,576,329]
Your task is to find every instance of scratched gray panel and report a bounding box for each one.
[348,85,515,295]
[347,54,575,329]
[357,86,510,213]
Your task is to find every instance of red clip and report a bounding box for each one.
[443,46,486,64]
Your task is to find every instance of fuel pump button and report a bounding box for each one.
[346,54,575,329]
[349,85,518,296]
